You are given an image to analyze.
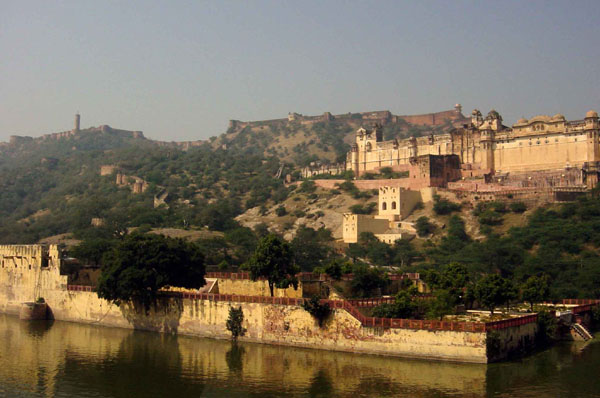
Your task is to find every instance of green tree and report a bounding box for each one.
[70,238,117,266]
[521,274,551,311]
[246,234,299,296]
[97,233,206,309]
[372,290,415,318]
[350,266,389,298]
[474,274,509,315]
[426,289,456,320]
[290,226,333,271]
[323,259,347,280]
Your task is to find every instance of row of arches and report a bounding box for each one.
[381,201,397,210]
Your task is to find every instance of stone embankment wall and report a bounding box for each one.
[0,245,542,363]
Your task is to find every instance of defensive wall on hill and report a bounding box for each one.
[2,245,594,363]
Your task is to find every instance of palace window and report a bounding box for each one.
[382,202,387,210]
[391,202,397,210]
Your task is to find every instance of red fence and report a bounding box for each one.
[204,272,419,282]
[348,295,433,308]
[65,284,593,333]
[561,299,600,305]
[485,314,538,330]
[67,285,95,292]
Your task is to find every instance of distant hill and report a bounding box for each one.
[0,107,466,243]
[214,107,466,165]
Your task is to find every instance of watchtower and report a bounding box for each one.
[73,113,80,133]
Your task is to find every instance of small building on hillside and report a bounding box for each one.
[342,186,421,244]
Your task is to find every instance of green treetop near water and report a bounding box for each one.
[245,234,299,297]
[97,233,206,309]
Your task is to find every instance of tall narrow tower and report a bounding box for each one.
[74,113,80,133]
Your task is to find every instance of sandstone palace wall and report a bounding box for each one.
[346,109,600,188]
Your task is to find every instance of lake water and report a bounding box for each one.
[0,313,599,398]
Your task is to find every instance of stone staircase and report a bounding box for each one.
[571,323,594,341]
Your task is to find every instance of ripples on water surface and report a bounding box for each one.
[0,314,599,397]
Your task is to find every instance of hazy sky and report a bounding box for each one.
[1,1,599,142]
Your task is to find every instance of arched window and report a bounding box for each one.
[382,202,387,210]
[391,201,397,210]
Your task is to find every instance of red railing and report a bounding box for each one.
[348,295,433,308]
[561,299,600,305]
[67,285,95,292]
[204,272,420,282]
[484,314,538,330]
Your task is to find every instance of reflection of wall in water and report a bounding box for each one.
[0,314,486,396]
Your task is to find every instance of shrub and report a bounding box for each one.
[478,209,503,225]
[433,195,461,215]
[302,296,331,327]
[489,201,508,213]
[510,202,527,213]
[298,180,316,193]
[293,209,306,218]
[415,216,434,237]
[275,206,287,217]
[372,291,415,319]
[349,202,376,215]
[226,306,247,340]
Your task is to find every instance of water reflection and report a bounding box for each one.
[226,343,245,374]
[0,314,599,397]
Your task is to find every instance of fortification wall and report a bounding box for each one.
[400,109,464,126]
[0,245,547,363]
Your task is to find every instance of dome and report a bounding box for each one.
[487,109,501,120]
[472,109,481,115]
[551,114,565,121]
[586,110,599,118]
[516,118,528,124]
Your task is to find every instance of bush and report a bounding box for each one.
[275,206,287,217]
[293,209,306,218]
[510,202,527,213]
[415,216,434,237]
[226,306,247,340]
[349,202,377,215]
[433,195,461,215]
[302,296,331,327]
[372,291,415,319]
[298,180,316,193]
[478,209,503,225]
[350,266,389,298]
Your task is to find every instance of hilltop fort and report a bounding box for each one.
[229,104,467,131]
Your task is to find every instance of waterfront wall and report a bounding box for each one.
[0,245,541,363]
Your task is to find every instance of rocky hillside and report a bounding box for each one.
[0,108,462,244]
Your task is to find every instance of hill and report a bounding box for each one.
[0,108,463,244]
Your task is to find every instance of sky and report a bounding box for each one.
[1,1,599,142]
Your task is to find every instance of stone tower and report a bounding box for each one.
[585,110,599,162]
[73,113,80,133]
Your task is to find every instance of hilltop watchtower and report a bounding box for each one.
[73,113,80,133]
